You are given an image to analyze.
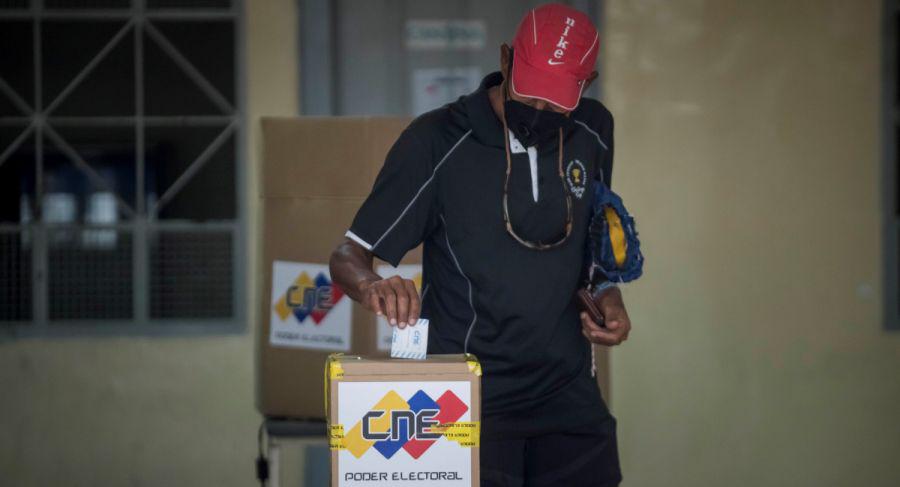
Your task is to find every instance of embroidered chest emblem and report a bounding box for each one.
[566,159,587,199]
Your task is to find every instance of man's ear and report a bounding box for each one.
[582,70,599,92]
[500,43,512,81]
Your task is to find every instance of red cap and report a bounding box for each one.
[510,3,599,111]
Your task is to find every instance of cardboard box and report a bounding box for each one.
[259,117,412,418]
[326,354,481,487]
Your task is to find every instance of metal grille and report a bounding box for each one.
[44,0,131,8]
[0,0,29,9]
[0,229,32,322]
[147,0,230,8]
[150,229,232,319]
[0,1,243,333]
[48,227,133,320]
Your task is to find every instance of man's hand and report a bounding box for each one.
[580,286,631,346]
[329,239,422,328]
[360,275,421,328]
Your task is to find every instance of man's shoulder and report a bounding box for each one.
[573,97,613,124]
[381,104,470,175]
[403,101,472,152]
[572,97,613,141]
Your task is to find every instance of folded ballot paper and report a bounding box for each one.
[390,319,429,359]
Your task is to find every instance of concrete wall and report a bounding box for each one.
[604,1,900,485]
[0,1,297,485]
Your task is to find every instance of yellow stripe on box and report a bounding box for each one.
[435,421,480,448]
[465,354,482,377]
[329,424,346,450]
[324,354,346,425]
[329,361,344,380]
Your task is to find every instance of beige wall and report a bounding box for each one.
[604,1,900,485]
[0,1,297,485]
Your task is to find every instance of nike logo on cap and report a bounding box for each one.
[547,59,564,65]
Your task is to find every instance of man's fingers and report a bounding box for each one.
[367,290,383,316]
[404,280,421,324]
[601,302,629,328]
[388,278,410,327]
[604,312,631,341]
[579,312,605,333]
[588,327,625,346]
[581,312,626,346]
[363,277,424,328]
[379,285,398,326]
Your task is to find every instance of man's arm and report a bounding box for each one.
[329,238,421,328]
[332,117,441,328]
[580,104,631,346]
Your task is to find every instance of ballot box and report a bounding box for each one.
[326,354,481,487]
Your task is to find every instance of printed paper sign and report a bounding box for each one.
[376,265,423,351]
[336,381,474,486]
[411,67,482,116]
[269,261,351,351]
[405,19,486,50]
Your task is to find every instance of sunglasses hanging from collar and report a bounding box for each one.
[500,107,573,251]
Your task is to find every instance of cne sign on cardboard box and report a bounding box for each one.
[259,117,413,419]
[326,354,481,487]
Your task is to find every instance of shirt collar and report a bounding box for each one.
[508,129,530,153]
[462,71,507,149]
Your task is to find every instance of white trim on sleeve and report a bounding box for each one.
[344,230,374,251]
[574,119,609,150]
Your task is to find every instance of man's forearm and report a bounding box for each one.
[329,238,422,326]
[329,238,381,302]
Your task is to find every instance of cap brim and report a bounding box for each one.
[510,52,584,111]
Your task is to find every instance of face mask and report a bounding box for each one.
[503,80,573,147]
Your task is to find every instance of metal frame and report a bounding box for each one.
[263,419,328,487]
[298,0,335,115]
[0,0,247,338]
[884,0,899,330]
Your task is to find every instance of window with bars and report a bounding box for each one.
[0,0,244,333]
[886,0,900,330]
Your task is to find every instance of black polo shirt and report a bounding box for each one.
[347,71,615,439]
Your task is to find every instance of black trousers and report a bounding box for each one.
[480,415,622,487]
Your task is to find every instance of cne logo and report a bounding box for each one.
[343,389,469,460]
[273,271,345,324]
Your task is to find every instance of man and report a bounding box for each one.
[329,4,629,485]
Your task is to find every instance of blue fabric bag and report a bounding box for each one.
[585,182,644,285]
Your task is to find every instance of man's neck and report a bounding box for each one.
[487,83,505,126]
